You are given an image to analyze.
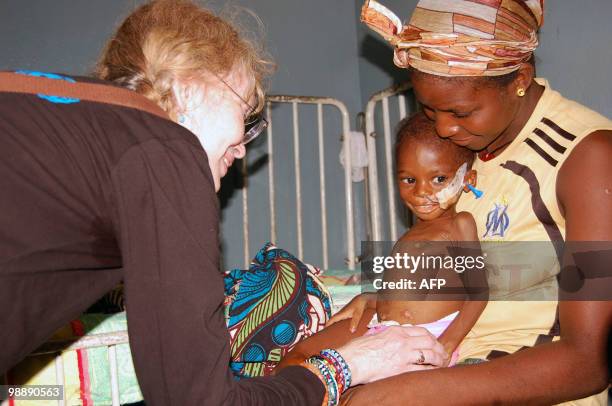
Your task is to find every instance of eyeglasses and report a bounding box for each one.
[215,75,268,145]
[243,114,268,145]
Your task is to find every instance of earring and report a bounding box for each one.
[178,115,186,124]
[516,88,526,97]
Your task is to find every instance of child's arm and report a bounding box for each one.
[437,300,487,357]
[437,212,489,357]
[274,308,376,372]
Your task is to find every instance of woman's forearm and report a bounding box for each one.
[343,338,609,405]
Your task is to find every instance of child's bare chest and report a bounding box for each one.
[403,218,455,242]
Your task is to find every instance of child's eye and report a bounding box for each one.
[433,176,447,184]
[453,111,472,118]
[400,177,416,184]
[422,106,435,119]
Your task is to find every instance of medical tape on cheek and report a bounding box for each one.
[435,162,468,209]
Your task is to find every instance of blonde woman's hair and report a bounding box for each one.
[96,0,273,119]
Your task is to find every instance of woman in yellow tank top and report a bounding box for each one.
[334,1,612,404]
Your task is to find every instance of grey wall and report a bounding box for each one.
[0,1,145,75]
[214,0,368,269]
[536,0,612,118]
[232,0,363,115]
[1,0,611,270]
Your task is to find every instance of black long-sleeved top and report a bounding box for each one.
[0,72,324,405]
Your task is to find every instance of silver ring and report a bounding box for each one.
[416,349,425,365]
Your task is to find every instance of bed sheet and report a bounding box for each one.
[318,268,362,314]
[6,313,141,406]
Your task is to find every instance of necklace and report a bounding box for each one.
[478,138,516,161]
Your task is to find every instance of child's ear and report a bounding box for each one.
[463,169,478,192]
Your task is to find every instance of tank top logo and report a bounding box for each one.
[483,198,510,239]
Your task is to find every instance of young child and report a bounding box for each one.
[276,112,488,369]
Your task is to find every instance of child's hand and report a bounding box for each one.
[327,293,377,333]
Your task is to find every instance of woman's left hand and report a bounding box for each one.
[337,325,448,386]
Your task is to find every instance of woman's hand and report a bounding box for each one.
[336,325,448,386]
[327,293,377,333]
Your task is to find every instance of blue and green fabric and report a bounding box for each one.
[224,243,332,378]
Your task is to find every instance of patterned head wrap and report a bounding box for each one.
[361,0,544,77]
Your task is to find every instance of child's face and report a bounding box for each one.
[396,139,463,221]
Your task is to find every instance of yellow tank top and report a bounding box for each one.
[455,79,612,405]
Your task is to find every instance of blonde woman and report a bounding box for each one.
[0,1,448,405]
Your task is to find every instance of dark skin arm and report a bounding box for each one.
[436,297,486,359]
[437,212,488,356]
[341,131,612,405]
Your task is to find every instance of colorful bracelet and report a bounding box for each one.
[321,349,352,389]
[318,358,339,405]
[302,348,353,406]
[317,352,346,393]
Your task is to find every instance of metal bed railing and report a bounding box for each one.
[239,95,357,270]
[1,332,129,406]
[365,82,414,242]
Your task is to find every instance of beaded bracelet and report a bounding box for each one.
[321,349,352,389]
[302,348,353,406]
[317,352,346,393]
[317,358,339,405]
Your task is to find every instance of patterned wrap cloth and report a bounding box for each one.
[361,0,544,76]
[224,243,333,379]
